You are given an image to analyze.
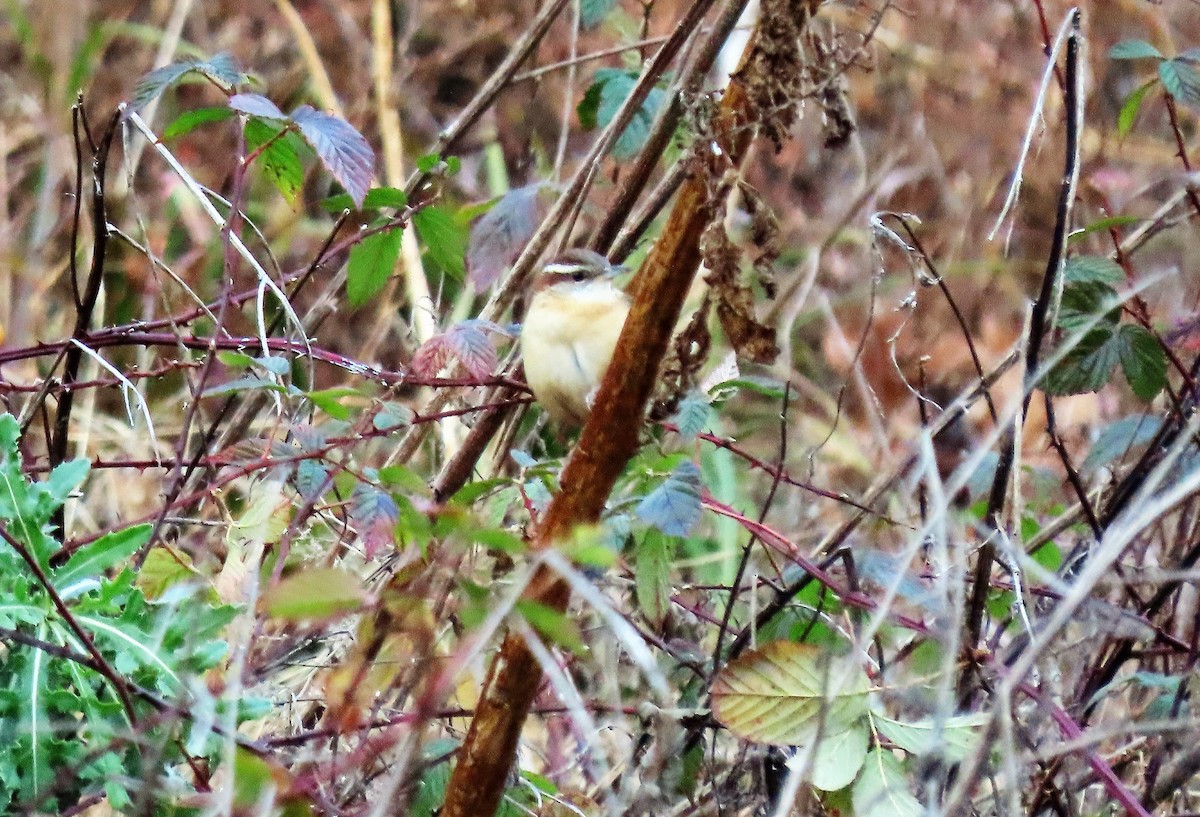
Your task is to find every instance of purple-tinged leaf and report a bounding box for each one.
[410,335,452,378]
[350,483,399,559]
[445,322,500,379]
[295,458,331,500]
[290,104,375,208]
[410,320,509,379]
[230,93,286,120]
[467,184,546,288]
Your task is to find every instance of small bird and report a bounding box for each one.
[521,248,631,427]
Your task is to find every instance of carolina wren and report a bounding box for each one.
[521,248,631,427]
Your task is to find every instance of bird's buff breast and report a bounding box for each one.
[522,281,630,425]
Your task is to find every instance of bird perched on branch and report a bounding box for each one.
[521,248,631,427]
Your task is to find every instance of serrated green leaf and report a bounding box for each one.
[636,461,703,536]
[45,458,88,505]
[1057,280,1120,332]
[54,524,152,592]
[1160,58,1200,108]
[708,375,788,400]
[1117,80,1155,137]
[635,530,672,626]
[1117,323,1167,400]
[1109,40,1164,61]
[711,641,870,746]
[347,227,403,307]
[414,205,467,280]
[245,117,305,203]
[587,68,669,159]
[671,391,712,440]
[1043,327,1121,396]
[291,105,375,207]
[1065,255,1125,285]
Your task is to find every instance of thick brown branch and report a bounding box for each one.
[436,1,821,813]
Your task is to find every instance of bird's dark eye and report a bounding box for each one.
[571,269,589,282]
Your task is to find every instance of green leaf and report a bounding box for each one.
[1057,281,1120,332]
[1082,414,1163,471]
[305,387,360,420]
[710,641,870,746]
[244,117,305,203]
[45,458,89,505]
[1117,80,1155,138]
[581,0,619,27]
[1117,323,1167,400]
[217,350,255,369]
[414,205,467,280]
[1109,40,1164,61]
[671,391,712,440]
[636,461,703,537]
[634,530,673,626]
[261,568,366,621]
[54,524,152,592]
[873,713,987,762]
[135,546,201,599]
[1043,327,1121,396]
[1065,255,1125,286]
[811,723,870,791]
[362,187,409,209]
[320,186,408,212]
[1071,214,1142,241]
[707,375,788,400]
[347,227,403,307]
[852,749,922,817]
[1160,58,1200,108]
[515,599,585,653]
[374,401,414,431]
[577,81,602,131]
[584,68,669,160]
[410,756,451,817]
[163,106,234,139]
[132,52,245,109]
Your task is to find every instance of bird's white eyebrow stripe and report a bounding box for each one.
[543,262,585,274]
